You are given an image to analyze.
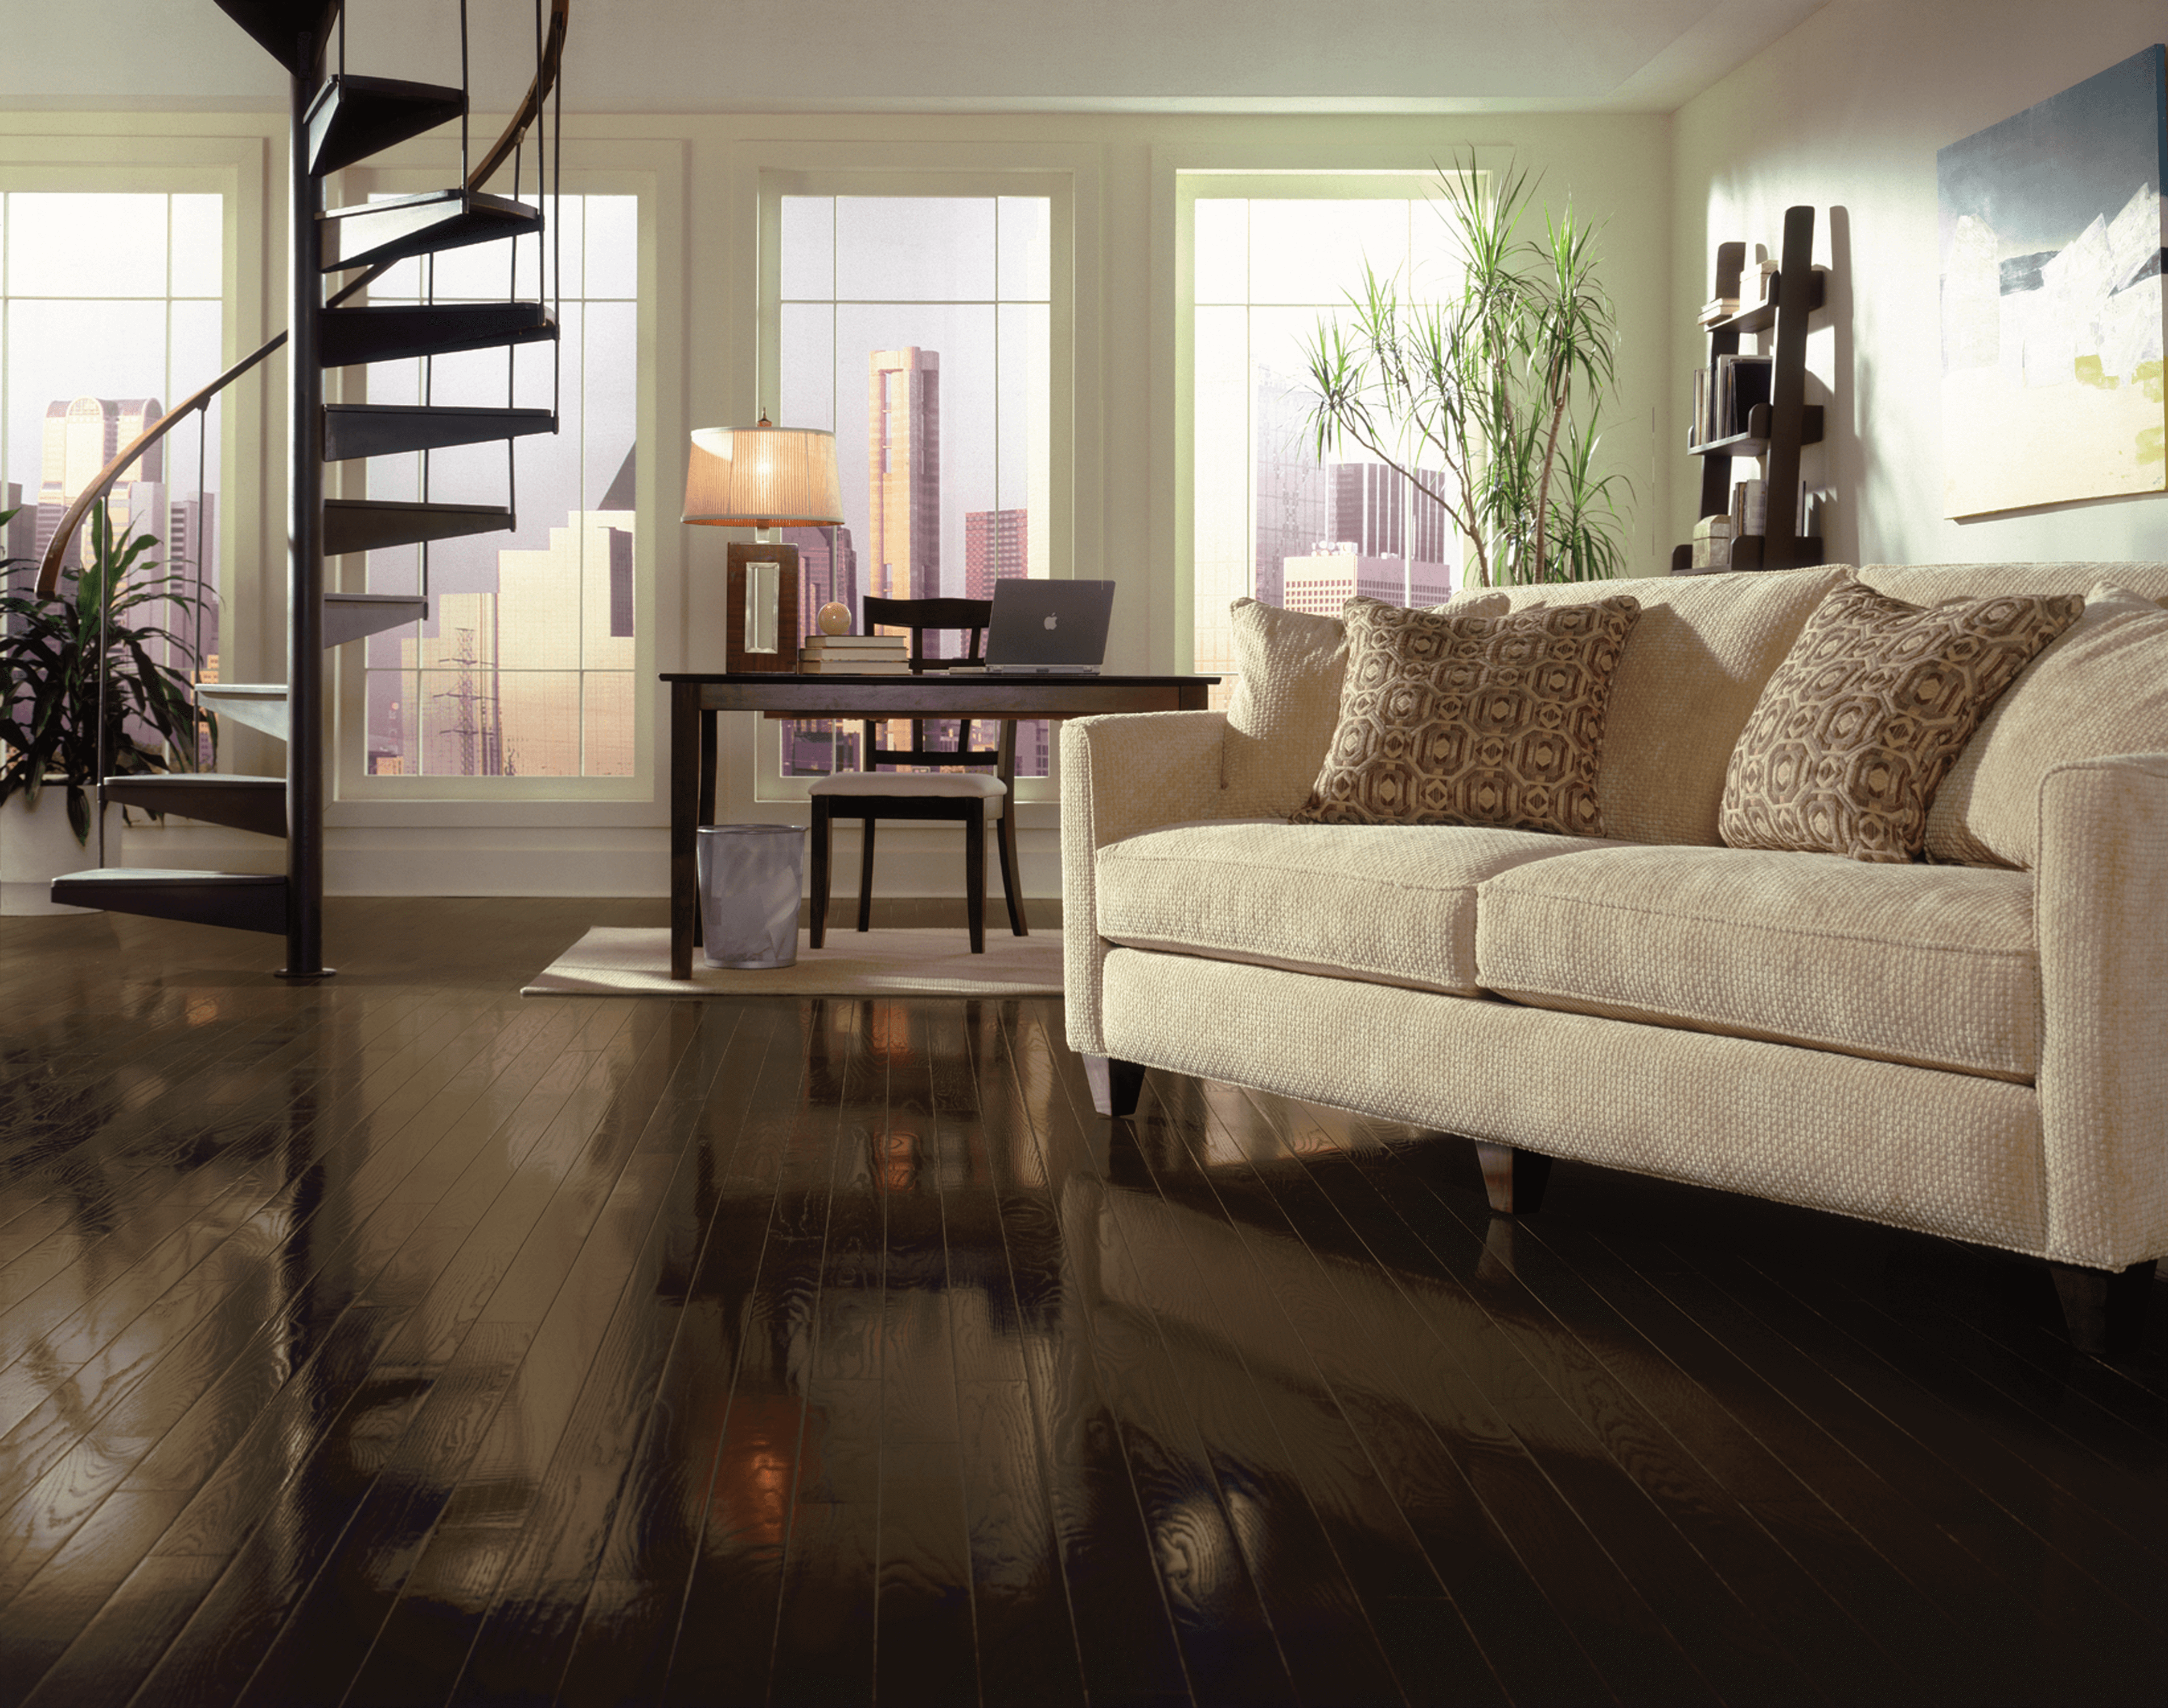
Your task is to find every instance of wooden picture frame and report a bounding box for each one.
[724,541,800,672]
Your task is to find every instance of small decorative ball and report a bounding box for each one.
[815,602,852,636]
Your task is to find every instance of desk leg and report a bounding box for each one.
[670,681,698,979]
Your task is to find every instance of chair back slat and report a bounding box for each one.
[854,596,1011,779]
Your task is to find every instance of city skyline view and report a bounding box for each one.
[1192,190,1469,702]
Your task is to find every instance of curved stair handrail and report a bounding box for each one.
[33,331,288,598]
[468,0,569,191]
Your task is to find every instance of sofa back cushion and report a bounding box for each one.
[1220,597,1351,818]
[1297,594,1641,837]
[1925,582,2168,868]
[1444,565,1851,844]
[1720,578,2083,862]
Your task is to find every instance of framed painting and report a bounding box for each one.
[1939,45,2168,518]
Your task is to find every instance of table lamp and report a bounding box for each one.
[682,417,844,672]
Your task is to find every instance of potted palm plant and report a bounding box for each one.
[1303,153,1630,587]
[1,505,212,912]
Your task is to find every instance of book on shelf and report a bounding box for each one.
[1690,366,1710,447]
[1714,353,1773,439]
[1698,296,1740,327]
[1731,478,1767,536]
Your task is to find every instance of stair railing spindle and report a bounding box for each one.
[458,0,470,190]
[194,404,208,771]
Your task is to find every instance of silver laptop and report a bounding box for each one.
[980,579,1116,674]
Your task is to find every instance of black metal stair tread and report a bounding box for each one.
[319,190,543,274]
[322,591,429,648]
[101,776,288,839]
[51,868,287,934]
[212,0,340,77]
[307,73,465,177]
[323,499,514,556]
[52,868,284,884]
[104,774,284,790]
[323,404,556,461]
[319,302,557,368]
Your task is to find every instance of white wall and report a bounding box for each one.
[1674,1,2168,568]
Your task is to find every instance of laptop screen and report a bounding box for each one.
[983,580,1117,671]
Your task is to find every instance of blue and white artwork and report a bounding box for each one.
[1938,46,2168,516]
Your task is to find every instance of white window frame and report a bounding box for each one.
[0,132,273,701]
[1157,148,1509,678]
[733,142,1098,811]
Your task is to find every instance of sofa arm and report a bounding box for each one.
[1062,709,1235,1055]
[2036,752,2168,1267]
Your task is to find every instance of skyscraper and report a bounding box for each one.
[35,396,163,570]
[785,523,859,637]
[867,347,940,602]
[1252,367,1329,612]
[964,507,1026,602]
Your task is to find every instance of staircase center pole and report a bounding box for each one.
[282,47,332,979]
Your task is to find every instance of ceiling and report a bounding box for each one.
[11,0,1831,114]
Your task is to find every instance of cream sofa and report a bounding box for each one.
[1062,563,2168,1352]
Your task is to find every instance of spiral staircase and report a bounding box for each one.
[32,0,568,976]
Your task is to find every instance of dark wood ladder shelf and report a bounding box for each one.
[1672,204,1830,576]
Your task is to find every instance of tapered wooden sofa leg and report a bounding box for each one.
[2050,1258,2157,1356]
[1474,1141,1553,1216]
[1083,1054,1145,1118]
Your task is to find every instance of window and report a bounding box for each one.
[354,192,640,782]
[1182,174,1466,706]
[1,191,226,752]
[764,180,1064,783]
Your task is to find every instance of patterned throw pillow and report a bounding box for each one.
[1297,594,1642,836]
[1720,579,2083,863]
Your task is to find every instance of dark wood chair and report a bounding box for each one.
[807,596,1028,954]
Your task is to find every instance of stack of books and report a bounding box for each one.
[1697,294,1740,328]
[798,633,911,675]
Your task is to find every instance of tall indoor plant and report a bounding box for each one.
[1,505,212,845]
[1303,154,1629,587]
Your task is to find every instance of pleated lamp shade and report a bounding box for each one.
[681,420,844,528]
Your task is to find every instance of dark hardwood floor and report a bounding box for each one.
[2,897,2165,1706]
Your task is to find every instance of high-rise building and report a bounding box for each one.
[964,508,1027,602]
[1327,461,1454,601]
[392,504,636,778]
[785,523,858,637]
[35,396,164,572]
[867,348,940,602]
[1280,542,1454,615]
[1252,367,1329,614]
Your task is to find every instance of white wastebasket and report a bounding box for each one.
[697,823,804,969]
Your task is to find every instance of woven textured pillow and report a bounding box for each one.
[1297,594,1641,836]
[1220,597,1350,818]
[1720,579,2083,863]
[1925,582,2168,869]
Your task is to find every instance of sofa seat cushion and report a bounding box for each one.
[1474,844,2039,1081]
[1098,821,1628,996]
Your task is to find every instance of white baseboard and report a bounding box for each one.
[118,818,1063,900]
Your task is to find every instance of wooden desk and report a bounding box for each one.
[663,672,1219,978]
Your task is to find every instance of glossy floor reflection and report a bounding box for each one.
[3,898,2166,1707]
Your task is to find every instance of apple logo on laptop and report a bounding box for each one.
[1044,613,1059,630]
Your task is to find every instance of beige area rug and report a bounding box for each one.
[524,925,1062,998]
